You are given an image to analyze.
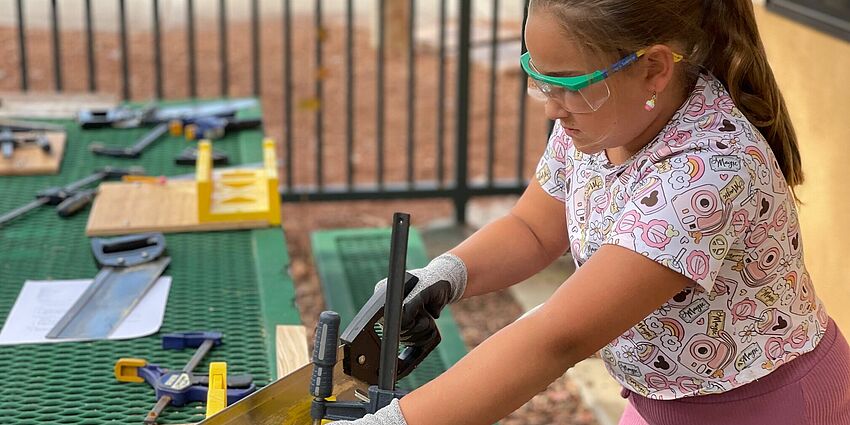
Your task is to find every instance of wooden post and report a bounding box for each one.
[372,0,411,54]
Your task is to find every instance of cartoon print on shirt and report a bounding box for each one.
[739,235,784,287]
[781,271,816,316]
[762,321,809,370]
[786,208,802,259]
[572,187,589,229]
[610,185,627,214]
[629,341,679,377]
[634,176,669,216]
[679,330,737,378]
[744,146,771,187]
[668,155,704,191]
[754,308,792,336]
[671,183,730,243]
[614,211,676,250]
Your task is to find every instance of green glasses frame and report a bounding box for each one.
[520,49,685,92]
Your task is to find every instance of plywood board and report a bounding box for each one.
[0,132,65,175]
[0,92,117,119]
[85,181,269,236]
[275,325,310,379]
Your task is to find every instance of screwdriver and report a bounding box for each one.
[311,311,341,425]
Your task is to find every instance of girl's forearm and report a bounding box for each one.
[399,311,576,425]
[449,213,566,298]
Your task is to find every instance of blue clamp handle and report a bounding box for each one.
[162,331,223,350]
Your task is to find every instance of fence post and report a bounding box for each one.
[454,0,472,224]
[387,0,411,54]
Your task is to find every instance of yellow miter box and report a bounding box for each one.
[86,137,281,236]
[196,138,281,225]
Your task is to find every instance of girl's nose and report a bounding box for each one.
[544,98,570,122]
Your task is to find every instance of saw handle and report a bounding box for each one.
[311,311,341,399]
[56,188,97,217]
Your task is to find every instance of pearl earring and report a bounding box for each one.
[644,91,657,111]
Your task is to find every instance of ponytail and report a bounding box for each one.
[693,0,804,188]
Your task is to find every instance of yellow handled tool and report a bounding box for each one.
[206,362,228,417]
[114,358,148,383]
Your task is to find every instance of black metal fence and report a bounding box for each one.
[4,0,548,223]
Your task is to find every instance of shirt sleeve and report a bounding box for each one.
[603,152,758,292]
[535,123,572,202]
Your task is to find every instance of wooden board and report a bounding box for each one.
[0,92,117,119]
[0,132,65,175]
[85,181,269,236]
[275,325,310,379]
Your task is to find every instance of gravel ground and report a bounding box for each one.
[0,15,598,424]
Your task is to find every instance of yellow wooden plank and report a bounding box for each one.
[0,131,65,175]
[85,181,268,236]
[275,325,310,379]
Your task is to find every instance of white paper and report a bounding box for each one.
[0,276,171,345]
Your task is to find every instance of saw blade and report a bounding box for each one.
[200,347,364,425]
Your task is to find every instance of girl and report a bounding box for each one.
[334,0,850,424]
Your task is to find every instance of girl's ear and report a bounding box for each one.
[641,44,677,94]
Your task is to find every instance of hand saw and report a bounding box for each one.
[200,274,440,425]
[195,345,358,425]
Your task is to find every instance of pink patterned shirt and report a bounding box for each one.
[535,72,828,399]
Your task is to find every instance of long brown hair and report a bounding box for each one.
[531,0,804,188]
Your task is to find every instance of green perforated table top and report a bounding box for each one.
[0,100,298,424]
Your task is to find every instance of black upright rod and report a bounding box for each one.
[378,212,410,391]
[283,0,293,190]
[16,0,28,91]
[376,0,386,189]
[345,0,355,188]
[50,0,62,91]
[454,0,472,223]
[187,0,197,97]
[85,0,96,91]
[486,0,500,185]
[315,0,324,190]
[118,0,130,100]
[152,0,163,98]
[251,0,261,95]
[516,0,530,183]
[219,0,229,96]
[406,0,416,187]
[436,0,446,187]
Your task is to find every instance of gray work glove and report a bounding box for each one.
[329,398,408,425]
[375,253,467,346]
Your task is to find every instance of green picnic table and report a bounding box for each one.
[0,99,298,424]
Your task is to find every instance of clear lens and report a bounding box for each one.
[526,78,549,102]
[526,77,610,114]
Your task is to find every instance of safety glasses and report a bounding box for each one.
[521,49,684,113]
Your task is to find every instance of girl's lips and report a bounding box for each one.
[562,127,580,136]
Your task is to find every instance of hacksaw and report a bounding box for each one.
[200,347,363,425]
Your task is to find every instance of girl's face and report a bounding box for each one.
[524,11,658,157]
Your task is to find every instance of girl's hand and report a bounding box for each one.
[374,253,467,346]
[329,398,408,425]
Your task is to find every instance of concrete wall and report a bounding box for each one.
[755,6,850,330]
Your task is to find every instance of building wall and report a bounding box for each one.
[755,6,850,329]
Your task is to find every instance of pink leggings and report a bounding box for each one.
[618,318,850,425]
